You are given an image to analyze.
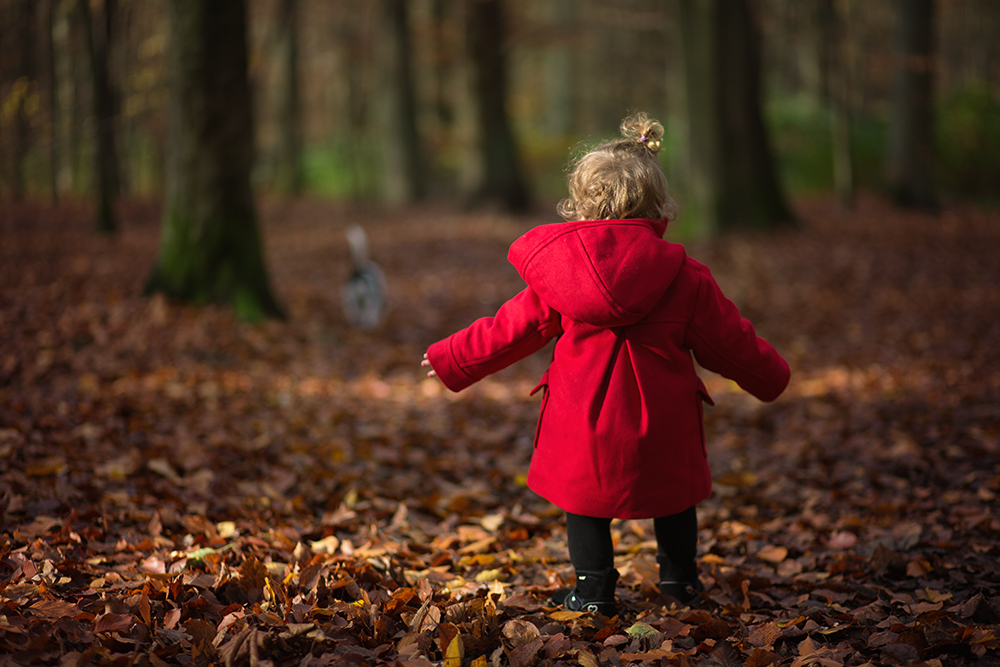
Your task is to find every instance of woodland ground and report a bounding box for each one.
[0,195,999,666]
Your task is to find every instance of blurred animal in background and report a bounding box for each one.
[342,224,387,330]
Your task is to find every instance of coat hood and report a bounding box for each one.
[508,218,687,327]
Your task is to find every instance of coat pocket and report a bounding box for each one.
[530,372,549,448]
[696,378,715,457]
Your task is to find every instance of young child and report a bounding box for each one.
[422,113,790,614]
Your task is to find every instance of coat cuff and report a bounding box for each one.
[426,338,475,392]
[750,354,791,403]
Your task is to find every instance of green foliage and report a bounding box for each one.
[768,94,835,195]
[765,94,887,197]
[936,82,1000,203]
[765,87,1000,205]
[303,138,380,200]
[846,114,887,191]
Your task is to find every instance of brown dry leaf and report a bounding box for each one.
[94,613,134,634]
[415,603,442,634]
[757,545,788,563]
[906,558,933,577]
[747,621,782,649]
[29,599,81,620]
[621,647,676,663]
[548,610,586,622]
[508,637,543,667]
[746,648,783,667]
[164,607,182,630]
[701,642,743,667]
[792,637,847,667]
[141,554,167,574]
[826,531,857,550]
[238,555,269,604]
[544,633,573,659]
[139,589,151,626]
[502,619,541,649]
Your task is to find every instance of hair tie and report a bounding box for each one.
[638,135,660,151]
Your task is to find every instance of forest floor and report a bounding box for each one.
[1,194,999,667]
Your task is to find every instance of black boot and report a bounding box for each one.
[656,555,702,605]
[550,568,619,615]
[658,578,704,605]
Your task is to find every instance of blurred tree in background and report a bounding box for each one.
[77,0,121,232]
[2,0,999,224]
[678,0,794,234]
[885,0,937,209]
[3,0,36,202]
[462,0,530,213]
[144,0,283,322]
[379,0,426,205]
[271,0,304,196]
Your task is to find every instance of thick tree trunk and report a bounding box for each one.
[678,0,722,235]
[464,0,530,213]
[78,0,120,233]
[380,0,425,204]
[885,0,937,209]
[146,0,283,322]
[679,0,794,234]
[273,0,304,195]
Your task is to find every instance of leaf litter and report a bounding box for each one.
[1,195,998,665]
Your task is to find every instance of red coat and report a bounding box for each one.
[426,217,789,519]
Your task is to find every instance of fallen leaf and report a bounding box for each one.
[757,545,788,563]
[94,613,134,634]
[29,599,81,620]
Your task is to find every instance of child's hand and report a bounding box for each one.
[421,353,437,378]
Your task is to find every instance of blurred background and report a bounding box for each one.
[1,0,998,229]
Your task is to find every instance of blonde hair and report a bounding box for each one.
[558,113,677,222]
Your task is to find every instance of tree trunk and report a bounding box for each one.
[10,0,36,202]
[823,0,855,210]
[678,0,722,235]
[463,0,530,213]
[77,0,120,233]
[273,0,304,195]
[380,0,425,204]
[885,0,937,209]
[52,2,82,194]
[679,0,794,234]
[543,0,575,136]
[44,0,59,202]
[428,0,455,130]
[146,0,283,322]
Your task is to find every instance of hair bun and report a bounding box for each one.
[620,112,663,153]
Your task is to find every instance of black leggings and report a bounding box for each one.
[566,506,698,581]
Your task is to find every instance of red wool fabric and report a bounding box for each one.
[427,217,790,519]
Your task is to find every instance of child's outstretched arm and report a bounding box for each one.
[424,286,562,392]
[684,264,790,402]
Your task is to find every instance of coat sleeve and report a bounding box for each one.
[684,265,790,402]
[426,286,563,392]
